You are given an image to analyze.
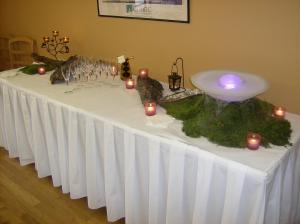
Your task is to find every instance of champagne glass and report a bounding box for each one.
[110,62,118,79]
[60,67,68,85]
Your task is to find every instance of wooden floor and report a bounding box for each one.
[0,148,125,224]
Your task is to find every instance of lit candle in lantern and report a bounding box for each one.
[53,30,59,36]
[144,101,156,116]
[43,36,49,43]
[38,66,46,75]
[274,106,286,118]
[63,36,69,43]
[125,78,135,89]
[139,68,149,79]
[247,133,261,150]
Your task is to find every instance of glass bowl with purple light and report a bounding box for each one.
[191,70,269,102]
[218,73,244,90]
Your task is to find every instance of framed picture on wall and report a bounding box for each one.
[97,0,190,23]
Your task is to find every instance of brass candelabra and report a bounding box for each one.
[41,31,69,59]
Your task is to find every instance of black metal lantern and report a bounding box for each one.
[168,70,181,91]
[168,57,185,92]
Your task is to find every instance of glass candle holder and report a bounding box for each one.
[247,133,261,150]
[38,66,46,75]
[111,65,118,76]
[125,78,135,89]
[144,101,156,116]
[139,68,149,79]
[274,106,286,119]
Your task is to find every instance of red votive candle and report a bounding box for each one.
[144,101,156,116]
[247,133,261,150]
[274,106,286,119]
[125,78,135,89]
[139,68,148,79]
[38,66,46,75]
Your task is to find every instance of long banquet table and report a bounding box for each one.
[0,69,300,224]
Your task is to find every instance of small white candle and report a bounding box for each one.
[148,106,154,112]
[43,36,49,43]
[63,36,69,43]
[53,30,59,36]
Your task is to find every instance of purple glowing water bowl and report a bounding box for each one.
[218,74,243,90]
[191,70,269,102]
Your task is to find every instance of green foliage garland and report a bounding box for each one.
[19,64,56,75]
[161,94,292,148]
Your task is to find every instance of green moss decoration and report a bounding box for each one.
[19,64,55,75]
[161,94,292,148]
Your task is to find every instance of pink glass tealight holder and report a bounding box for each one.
[144,101,156,116]
[125,78,135,89]
[139,68,149,79]
[247,133,262,150]
[274,106,286,119]
[38,66,46,75]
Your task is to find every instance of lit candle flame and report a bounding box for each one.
[145,102,156,116]
[139,68,148,78]
[63,36,69,43]
[53,30,59,36]
[274,106,286,118]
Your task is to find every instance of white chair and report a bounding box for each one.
[0,36,11,71]
[9,37,35,68]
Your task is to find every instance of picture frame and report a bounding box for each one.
[97,0,190,23]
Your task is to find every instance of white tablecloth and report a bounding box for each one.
[0,69,300,224]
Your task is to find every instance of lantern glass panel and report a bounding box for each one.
[168,73,182,91]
